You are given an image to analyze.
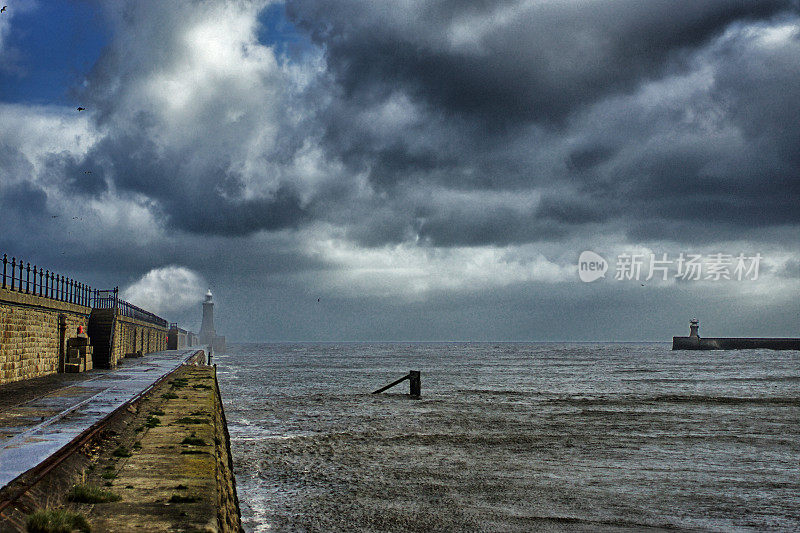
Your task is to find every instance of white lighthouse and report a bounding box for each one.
[199,289,215,345]
[198,289,225,353]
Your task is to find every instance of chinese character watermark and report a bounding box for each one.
[578,252,762,282]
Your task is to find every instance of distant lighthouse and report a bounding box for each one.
[689,318,700,338]
[199,289,217,347]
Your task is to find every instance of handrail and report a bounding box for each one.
[2,251,170,328]
[2,252,93,306]
[93,287,168,328]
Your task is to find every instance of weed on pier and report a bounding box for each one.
[67,483,121,504]
[26,509,90,533]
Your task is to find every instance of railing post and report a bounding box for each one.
[69,279,74,303]
[25,262,30,294]
[32,264,37,295]
[57,275,62,301]
[45,270,50,298]
[10,257,15,291]
[2,254,6,289]
[38,268,43,296]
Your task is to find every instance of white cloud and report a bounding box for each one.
[0,104,97,179]
[303,226,573,299]
[121,266,206,317]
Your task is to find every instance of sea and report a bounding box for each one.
[214,343,800,532]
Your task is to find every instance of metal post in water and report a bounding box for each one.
[409,370,421,397]
[372,371,421,397]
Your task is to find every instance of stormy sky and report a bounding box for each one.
[1,0,799,341]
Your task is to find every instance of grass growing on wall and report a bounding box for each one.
[26,509,91,532]
[67,483,122,504]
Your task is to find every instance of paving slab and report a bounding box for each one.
[0,350,199,489]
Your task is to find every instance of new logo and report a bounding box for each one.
[578,251,608,282]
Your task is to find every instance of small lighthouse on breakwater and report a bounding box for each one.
[689,318,699,338]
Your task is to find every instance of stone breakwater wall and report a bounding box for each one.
[89,308,168,369]
[1,287,168,384]
[0,288,90,384]
[673,336,800,350]
[0,357,242,532]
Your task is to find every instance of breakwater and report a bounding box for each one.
[0,351,241,532]
[0,285,169,384]
[673,336,800,350]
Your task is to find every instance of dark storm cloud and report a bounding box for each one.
[74,133,309,236]
[0,180,48,222]
[171,185,308,236]
[21,0,791,249]
[274,0,800,249]
[7,2,800,281]
[41,152,107,195]
[288,0,794,124]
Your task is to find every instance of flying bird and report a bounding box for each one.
[77,107,85,112]
[84,171,92,174]
[1,7,7,13]
[317,298,320,302]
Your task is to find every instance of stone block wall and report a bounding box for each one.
[0,288,91,385]
[113,315,168,365]
[88,309,168,368]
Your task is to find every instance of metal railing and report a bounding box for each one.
[94,287,168,328]
[1,252,168,328]
[2,253,94,306]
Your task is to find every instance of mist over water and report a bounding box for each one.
[216,343,800,532]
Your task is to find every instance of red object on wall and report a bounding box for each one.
[77,325,84,334]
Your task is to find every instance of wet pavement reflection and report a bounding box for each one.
[0,349,197,488]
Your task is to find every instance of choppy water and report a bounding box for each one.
[215,343,800,532]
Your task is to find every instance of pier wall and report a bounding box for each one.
[88,309,167,368]
[114,314,168,363]
[673,336,800,350]
[0,356,241,532]
[89,309,167,368]
[1,287,168,381]
[0,288,91,385]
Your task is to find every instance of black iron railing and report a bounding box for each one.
[94,287,168,328]
[2,253,94,306]
[1,252,168,328]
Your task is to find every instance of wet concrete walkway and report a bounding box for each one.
[0,350,200,489]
